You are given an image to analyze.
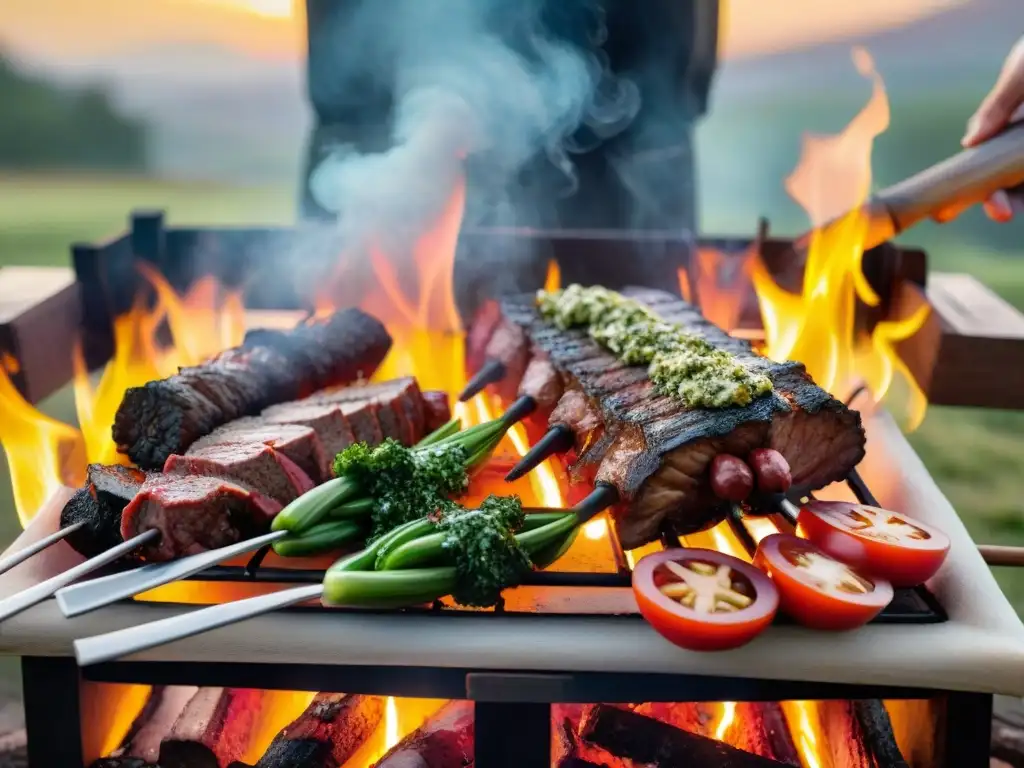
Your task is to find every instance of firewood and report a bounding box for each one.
[90,686,198,768]
[757,703,801,767]
[159,688,265,768]
[853,700,909,768]
[373,700,474,768]
[253,693,383,768]
[579,704,788,767]
[818,700,875,768]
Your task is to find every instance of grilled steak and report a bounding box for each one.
[164,443,315,505]
[121,476,282,561]
[65,378,439,561]
[262,402,357,460]
[188,419,331,484]
[373,701,474,768]
[494,288,865,548]
[520,353,563,413]
[113,308,391,469]
[61,464,150,559]
[253,694,384,768]
[484,318,530,401]
[422,390,453,431]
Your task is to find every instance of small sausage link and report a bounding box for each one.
[749,448,793,494]
[710,454,755,502]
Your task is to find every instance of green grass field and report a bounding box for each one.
[0,170,1022,627]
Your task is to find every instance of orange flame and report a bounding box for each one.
[751,48,929,430]
[678,246,755,332]
[781,701,828,768]
[544,259,561,294]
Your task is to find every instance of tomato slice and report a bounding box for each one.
[797,501,951,587]
[753,534,893,631]
[632,549,779,651]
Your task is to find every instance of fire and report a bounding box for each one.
[0,365,85,526]
[544,258,561,293]
[781,701,828,768]
[384,696,400,751]
[715,701,737,741]
[678,246,756,332]
[750,47,929,429]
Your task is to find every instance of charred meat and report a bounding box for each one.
[60,464,149,561]
[113,308,392,469]
[486,287,865,548]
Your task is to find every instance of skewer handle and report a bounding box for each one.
[56,529,291,618]
[0,529,159,623]
[0,521,84,578]
[74,584,324,667]
[978,545,1024,568]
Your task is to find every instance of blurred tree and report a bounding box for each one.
[0,53,148,171]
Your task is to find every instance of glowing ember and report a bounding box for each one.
[751,47,929,430]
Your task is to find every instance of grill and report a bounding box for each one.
[0,212,1022,768]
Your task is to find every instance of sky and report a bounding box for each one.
[1,0,970,65]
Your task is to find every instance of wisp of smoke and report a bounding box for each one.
[308,0,640,255]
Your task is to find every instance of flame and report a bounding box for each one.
[544,259,561,293]
[781,701,828,768]
[751,47,929,429]
[384,696,400,751]
[678,246,755,332]
[715,701,737,741]
[0,365,85,525]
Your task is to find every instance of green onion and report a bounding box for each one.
[271,475,362,532]
[322,567,457,608]
[416,418,461,447]
[529,527,580,570]
[326,497,374,520]
[271,519,364,557]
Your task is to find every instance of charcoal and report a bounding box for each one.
[189,418,331,484]
[422,390,453,432]
[60,465,148,558]
[164,443,314,505]
[121,475,281,561]
[113,308,392,469]
[160,688,265,768]
[374,700,474,767]
[254,694,383,768]
[262,402,357,461]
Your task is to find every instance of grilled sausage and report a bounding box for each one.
[710,455,755,502]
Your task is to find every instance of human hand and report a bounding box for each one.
[962,35,1024,221]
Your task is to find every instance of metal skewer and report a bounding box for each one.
[56,529,290,617]
[458,359,506,402]
[0,521,85,578]
[505,424,574,481]
[75,583,324,667]
[0,529,159,623]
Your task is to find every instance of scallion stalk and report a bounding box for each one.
[271,519,364,557]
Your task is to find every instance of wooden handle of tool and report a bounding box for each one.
[978,544,1024,568]
[873,120,1024,235]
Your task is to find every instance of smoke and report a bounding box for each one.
[307,0,640,256]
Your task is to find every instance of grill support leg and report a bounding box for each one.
[944,691,992,768]
[474,701,550,767]
[23,656,84,767]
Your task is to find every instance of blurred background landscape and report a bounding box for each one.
[0,0,1022,700]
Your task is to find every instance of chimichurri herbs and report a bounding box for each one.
[537,284,772,408]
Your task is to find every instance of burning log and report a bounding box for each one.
[91,685,199,768]
[578,704,789,767]
[853,700,909,768]
[372,700,474,768]
[251,693,383,768]
[159,687,265,768]
[113,308,392,470]
[817,699,909,768]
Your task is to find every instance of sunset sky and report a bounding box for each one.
[2,0,969,64]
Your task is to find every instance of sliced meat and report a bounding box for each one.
[520,353,563,412]
[373,701,474,768]
[262,402,357,461]
[113,308,391,469]
[483,318,530,401]
[309,378,425,445]
[339,402,384,445]
[188,418,331,484]
[121,475,281,561]
[164,442,314,505]
[61,464,149,559]
[253,694,384,768]
[159,688,265,768]
[422,391,453,432]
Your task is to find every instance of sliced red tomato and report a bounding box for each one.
[797,501,950,587]
[632,549,779,651]
[753,534,893,631]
